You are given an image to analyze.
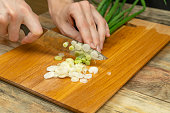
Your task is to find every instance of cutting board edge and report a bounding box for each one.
[0,77,83,113]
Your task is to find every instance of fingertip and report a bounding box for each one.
[97,45,101,53]
[106,33,110,37]
[21,32,37,44]
[90,42,96,49]
[21,36,29,44]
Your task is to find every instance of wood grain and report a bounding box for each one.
[0,18,169,113]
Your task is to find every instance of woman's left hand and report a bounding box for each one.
[47,0,110,52]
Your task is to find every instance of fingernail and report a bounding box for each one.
[90,43,96,48]
[21,41,26,44]
[100,44,103,50]
[97,45,101,53]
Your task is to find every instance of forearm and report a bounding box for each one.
[47,0,73,15]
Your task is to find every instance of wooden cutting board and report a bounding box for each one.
[0,19,169,113]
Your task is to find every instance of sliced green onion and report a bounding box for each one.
[63,42,69,48]
[85,54,91,61]
[54,56,62,61]
[74,60,82,64]
[85,60,91,66]
[75,57,82,60]
[82,58,86,63]
[69,45,75,51]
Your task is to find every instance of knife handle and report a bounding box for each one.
[20,24,30,36]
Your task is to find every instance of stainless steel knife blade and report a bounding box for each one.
[20,24,107,60]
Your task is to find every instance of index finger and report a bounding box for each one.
[69,3,95,48]
[21,13,43,44]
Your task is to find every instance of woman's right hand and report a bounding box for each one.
[0,0,43,44]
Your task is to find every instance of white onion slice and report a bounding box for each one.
[58,53,65,57]
[82,44,90,52]
[90,50,99,59]
[58,74,67,78]
[80,78,88,83]
[88,67,98,74]
[71,40,77,46]
[71,77,79,82]
[44,72,55,79]
[84,74,92,79]
[47,66,58,72]
[75,43,82,50]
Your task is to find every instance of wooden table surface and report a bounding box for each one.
[0,4,170,113]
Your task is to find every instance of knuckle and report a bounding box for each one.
[9,11,17,20]
[80,1,90,6]
[71,3,80,10]
[20,4,32,14]
[89,20,96,28]
[69,3,80,15]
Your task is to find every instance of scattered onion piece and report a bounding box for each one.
[80,78,88,83]
[107,72,111,75]
[89,67,98,74]
[44,72,55,79]
[63,42,69,48]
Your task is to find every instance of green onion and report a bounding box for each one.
[110,0,146,34]
[109,5,121,22]
[97,0,107,12]
[119,0,127,11]
[163,0,167,5]
[105,0,120,22]
[97,0,146,34]
[100,0,112,17]
[90,0,100,5]
[125,0,139,18]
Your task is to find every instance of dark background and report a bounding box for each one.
[127,0,170,10]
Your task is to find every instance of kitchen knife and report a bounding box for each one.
[20,24,107,60]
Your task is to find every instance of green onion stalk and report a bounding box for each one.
[96,0,146,34]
